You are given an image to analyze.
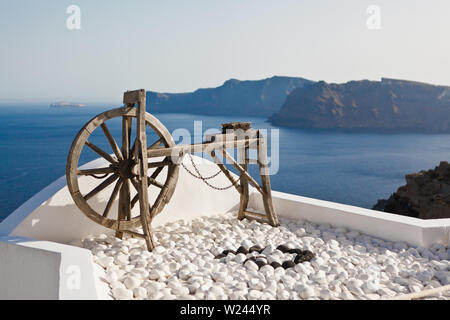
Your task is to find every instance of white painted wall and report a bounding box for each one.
[249,191,450,247]
[0,236,103,299]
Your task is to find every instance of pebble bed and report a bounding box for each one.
[82,212,450,300]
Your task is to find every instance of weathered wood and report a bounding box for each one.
[222,122,251,133]
[244,210,268,219]
[238,134,249,220]
[150,163,165,179]
[85,141,118,164]
[77,167,115,176]
[103,178,123,218]
[121,229,146,239]
[100,123,123,161]
[135,92,155,250]
[209,150,242,194]
[122,116,132,160]
[117,179,131,238]
[148,159,173,169]
[205,130,257,143]
[116,116,132,238]
[84,173,119,201]
[148,176,164,188]
[147,138,259,158]
[123,89,145,104]
[130,193,139,209]
[221,149,264,195]
[66,105,178,236]
[243,212,269,224]
[256,131,279,227]
[148,138,162,150]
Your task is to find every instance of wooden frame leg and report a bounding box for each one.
[135,91,156,251]
[237,138,249,220]
[257,131,279,227]
[116,179,131,239]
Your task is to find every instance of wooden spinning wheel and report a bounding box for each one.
[67,89,279,251]
[66,90,179,249]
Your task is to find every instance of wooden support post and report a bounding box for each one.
[237,129,249,221]
[124,89,156,251]
[209,150,242,194]
[117,115,132,238]
[257,130,279,227]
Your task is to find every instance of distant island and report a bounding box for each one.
[50,101,86,108]
[146,76,313,117]
[269,78,450,133]
[146,76,450,133]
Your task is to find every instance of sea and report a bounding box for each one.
[1,104,450,222]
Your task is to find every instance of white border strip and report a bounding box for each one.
[250,191,450,247]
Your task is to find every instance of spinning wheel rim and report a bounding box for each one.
[66,106,179,231]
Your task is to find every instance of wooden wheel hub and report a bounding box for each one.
[117,158,136,179]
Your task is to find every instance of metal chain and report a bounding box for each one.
[181,153,242,191]
[88,173,109,179]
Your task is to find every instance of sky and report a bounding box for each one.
[0,0,449,104]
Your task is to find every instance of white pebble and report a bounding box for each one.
[248,290,263,299]
[105,271,118,283]
[244,260,259,271]
[133,287,147,298]
[319,289,332,300]
[124,276,142,290]
[299,286,315,299]
[112,287,133,300]
[98,256,114,268]
[153,246,166,254]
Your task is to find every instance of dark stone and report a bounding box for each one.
[270,262,282,269]
[282,261,296,269]
[236,246,248,254]
[215,253,226,259]
[276,245,290,253]
[288,248,303,255]
[294,254,304,264]
[305,254,315,261]
[222,250,236,256]
[255,260,266,269]
[249,245,263,253]
[294,250,315,264]
[294,254,307,264]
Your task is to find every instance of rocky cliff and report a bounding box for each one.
[269,78,450,132]
[373,162,450,219]
[146,76,313,117]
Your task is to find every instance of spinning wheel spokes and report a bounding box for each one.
[66,92,179,249]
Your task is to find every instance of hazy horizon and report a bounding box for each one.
[1,0,449,104]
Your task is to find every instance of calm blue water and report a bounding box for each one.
[1,105,450,222]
